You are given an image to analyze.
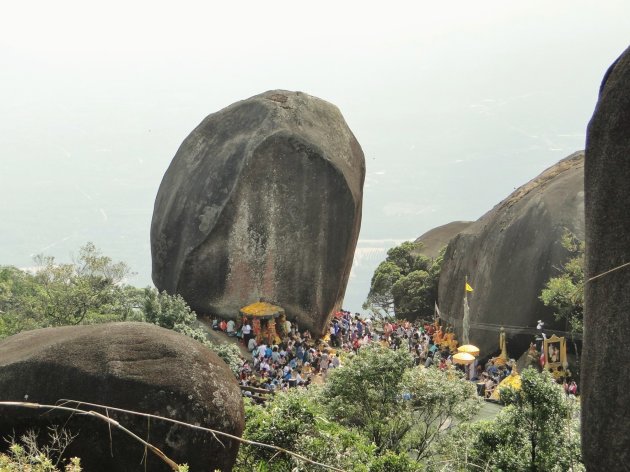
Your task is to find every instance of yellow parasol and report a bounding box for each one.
[457,344,480,356]
[452,352,476,365]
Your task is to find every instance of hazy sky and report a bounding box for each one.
[1,1,629,310]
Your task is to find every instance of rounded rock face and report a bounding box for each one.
[437,152,585,355]
[0,323,244,472]
[151,90,365,336]
[414,221,474,259]
[582,46,630,471]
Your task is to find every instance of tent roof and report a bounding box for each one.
[240,301,285,319]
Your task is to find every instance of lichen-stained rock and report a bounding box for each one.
[438,152,585,355]
[0,323,244,472]
[151,90,365,335]
[582,46,630,471]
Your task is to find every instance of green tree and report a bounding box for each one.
[0,428,82,472]
[143,288,198,331]
[364,242,444,319]
[142,287,243,375]
[391,269,431,317]
[429,368,583,472]
[0,244,244,376]
[497,368,581,472]
[0,266,43,338]
[539,231,584,335]
[323,344,478,458]
[363,260,401,316]
[400,365,479,460]
[323,344,414,453]
[235,388,376,472]
[30,242,133,326]
[1,244,135,335]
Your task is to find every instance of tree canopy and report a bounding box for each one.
[0,243,242,373]
[364,241,444,319]
[323,344,479,458]
[429,368,583,472]
[539,231,584,335]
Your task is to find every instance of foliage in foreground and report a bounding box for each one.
[426,368,583,472]
[0,428,81,472]
[237,345,480,471]
[323,344,479,458]
[239,357,583,472]
[235,387,418,472]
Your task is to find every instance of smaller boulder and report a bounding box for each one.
[414,221,474,259]
[0,322,244,472]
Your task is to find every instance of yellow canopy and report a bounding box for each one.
[452,352,476,365]
[457,344,480,356]
[490,371,522,401]
[239,301,285,319]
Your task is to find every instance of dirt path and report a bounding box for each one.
[196,317,251,358]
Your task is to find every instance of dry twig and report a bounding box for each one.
[0,401,180,471]
[0,399,347,472]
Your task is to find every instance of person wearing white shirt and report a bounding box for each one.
[226,319,236,336]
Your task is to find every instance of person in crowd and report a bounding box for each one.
[242,320,252,344]
[226,318,236,336]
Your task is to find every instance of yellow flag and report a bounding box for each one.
[465,282,474,292]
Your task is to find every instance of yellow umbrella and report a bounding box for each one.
[452,352,476,365]
[457,344,480,356]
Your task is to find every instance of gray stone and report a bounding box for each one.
[437,152,585,356]
[582,45,630,470]
[414,221,473,259]
[0,323,244,472]
[151,90,365,336]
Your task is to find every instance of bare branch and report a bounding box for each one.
[0,400,347,472]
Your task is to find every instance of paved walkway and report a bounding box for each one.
[474,400,503,422]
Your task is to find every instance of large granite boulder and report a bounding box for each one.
[414,221,473,259]
[438,152,585,355]
[582,46,630,470]
[151,90,365,336]
[0,323,244,472]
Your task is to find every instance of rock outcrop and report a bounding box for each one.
[0,323,244,472]
[582,46,630,470]
[438,152,585,355]
[414,221,473,259]
[151,90,365,336]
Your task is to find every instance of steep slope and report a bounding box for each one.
[438,151,584,355]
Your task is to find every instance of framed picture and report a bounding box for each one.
[544,334,566,368]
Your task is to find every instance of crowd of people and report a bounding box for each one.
[210,310,499,401]
[210,310,580,403]
[476,358,516,398]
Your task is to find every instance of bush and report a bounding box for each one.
[235,388,375,472]
[0,428,81,472]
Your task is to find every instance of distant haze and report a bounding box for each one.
[1,1,629,312]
